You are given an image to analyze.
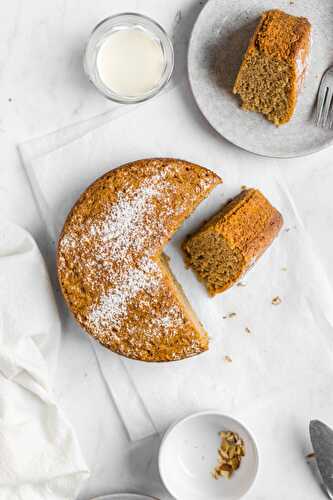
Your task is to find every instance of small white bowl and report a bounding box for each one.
[158,411,259,500]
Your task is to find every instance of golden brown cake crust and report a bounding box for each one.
[214,189,283,267]
[233,10,311,125]
[57,158,221,362]
[182,189,283,296]
[254,10,311,61]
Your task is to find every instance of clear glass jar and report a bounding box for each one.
[84,13,174,104]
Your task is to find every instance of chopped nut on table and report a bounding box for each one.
[213,431,245,479]
[222,312,237,319]
[272,296,282,305]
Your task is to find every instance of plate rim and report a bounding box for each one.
[91,494,159,500]
[187,0,333,159]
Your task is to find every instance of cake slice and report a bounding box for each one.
[182,189,283,296]
[233,9,311,125]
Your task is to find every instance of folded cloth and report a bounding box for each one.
[0,219,89,499]
[19,79,333,459]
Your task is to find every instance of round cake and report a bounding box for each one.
[57,158,221,362]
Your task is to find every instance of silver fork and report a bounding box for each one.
[315,66,333,129]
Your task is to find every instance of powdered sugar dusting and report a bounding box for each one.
[88,255,161,331]
[82,168,188,333]
[87,169,177,264]
[150,305,184,329]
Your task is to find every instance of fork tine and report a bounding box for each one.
[314,66,333,128]
[315,85,328,127]
[328,97,333,129]
[321,88,333,128]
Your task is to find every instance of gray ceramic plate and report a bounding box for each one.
[188,0,333,157]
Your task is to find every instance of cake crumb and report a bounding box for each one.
[241,185,247,190]
[281,267,287,272]
[272,296,282,305]
[245,327,251,334]
[237,282,246,287]
[222,312,237,319]
[306,452,316,459]
[224,355,233,363]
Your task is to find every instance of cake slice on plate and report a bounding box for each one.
[233,9,311,125]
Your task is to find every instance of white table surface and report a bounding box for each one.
[1,1,333,499]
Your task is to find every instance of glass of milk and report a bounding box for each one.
[84,13,174,103]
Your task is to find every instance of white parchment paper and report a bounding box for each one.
[20,80,333,461]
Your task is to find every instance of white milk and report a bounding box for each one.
[97,27,165,97]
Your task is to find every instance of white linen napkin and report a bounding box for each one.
[0,219,89,499]
[19,79,333,455]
